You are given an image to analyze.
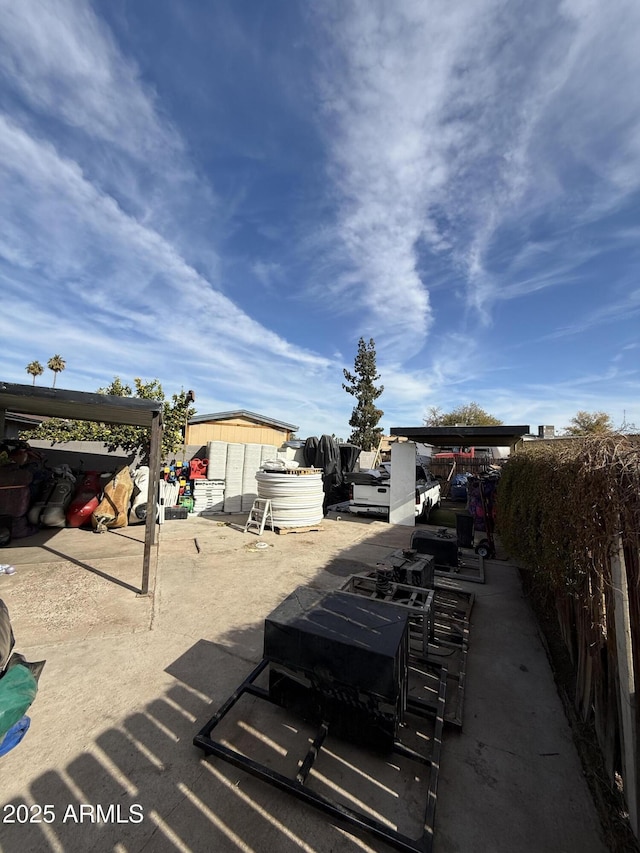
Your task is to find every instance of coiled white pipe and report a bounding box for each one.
[255,471,324,527]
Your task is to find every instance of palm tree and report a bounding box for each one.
[47,354,66,388]
[26,360,44,385]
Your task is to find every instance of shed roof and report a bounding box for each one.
[0,382,163,428]
[3,411,45,427]
[189,409,298,431]
[389,425,531,447]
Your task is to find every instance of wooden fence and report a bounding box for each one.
[551,532,640,838]
[428,456,502,491]
[497,438,640,839]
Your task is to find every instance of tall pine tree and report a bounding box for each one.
[342,337,384,451]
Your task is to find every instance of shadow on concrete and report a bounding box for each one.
[0,519,607,853]
[0,642,412,852]
[38,544,141,594]
[0,523,435,853]
[1,527,69,550]
[109,525,147,544]
[2,523,148,593]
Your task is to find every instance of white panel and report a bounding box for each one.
[192,478,225,512]
[192,479,225,490]
[261,444,277,464]
[389,442,416,527]
[241,444,262,510]
[206,441,228,480]
[223,442,244,512]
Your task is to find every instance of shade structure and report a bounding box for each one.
[0,382,163,596]
[389,425,531,449]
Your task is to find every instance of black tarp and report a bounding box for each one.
[316,435,342,508]
[304,436,362,510]
[339,443,361,474]
[303,436,319,468]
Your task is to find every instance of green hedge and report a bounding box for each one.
[497,436,640,596]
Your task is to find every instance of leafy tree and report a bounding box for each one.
[24,377,196,460]
[342,337,384,451]
[26,360,44,385]
[424,402,503,426]
[564,410,613,436]
[424,406,444,426]
[47,354,66,388]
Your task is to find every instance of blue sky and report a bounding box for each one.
[1,0,639,438]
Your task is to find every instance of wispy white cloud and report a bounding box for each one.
[312,0,640,353]
[252,261,282,293]
[545,288,640,339]
[2,0,639,439]
[313,0,496,357]
[464,344,640,431]
[0,0,177,159]
[462,0,640,312]
[0,114,335,399]
[0,0,219,259]
[313,0,534,344]
[0,1,352,434]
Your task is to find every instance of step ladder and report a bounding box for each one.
[244,499,274,535]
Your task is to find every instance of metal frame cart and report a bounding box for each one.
[194,587,447,853]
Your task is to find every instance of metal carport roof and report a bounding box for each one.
[389,424,531,448]
[0,382,163,595]
[0,383,163,427]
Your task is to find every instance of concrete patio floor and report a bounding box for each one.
[0,514,607,853]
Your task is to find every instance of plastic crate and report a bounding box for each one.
[164,506,188,520]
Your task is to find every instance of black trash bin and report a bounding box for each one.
[456,513,474,548]
[0,515,11,548]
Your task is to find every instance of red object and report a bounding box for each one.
[189,458,208,479]
[433,447,476,460]
[66,471,102,528]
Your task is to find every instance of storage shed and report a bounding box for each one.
[186,410,298,447]
[1,412,43,440]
